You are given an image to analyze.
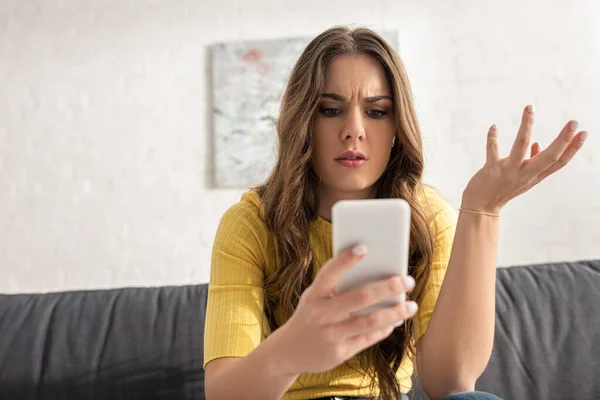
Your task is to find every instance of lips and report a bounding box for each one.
[335,150,368,168]
[335,150,367,161]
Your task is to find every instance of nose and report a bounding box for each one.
[341,107,366,142]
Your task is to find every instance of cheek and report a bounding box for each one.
[373,146,392,171]
[369,133,395,169]
[312,144,332,177]
[368,121,394,145]
[312,121,337,155]
[311,127,329,172]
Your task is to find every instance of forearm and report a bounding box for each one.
[205,330,300,400]
[417,207,499,395]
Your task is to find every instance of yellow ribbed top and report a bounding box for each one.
[204,186,458,399]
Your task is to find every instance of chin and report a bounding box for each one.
[326,177,376,195]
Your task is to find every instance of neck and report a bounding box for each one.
[317,186,376,222]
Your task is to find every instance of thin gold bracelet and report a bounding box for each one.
[458,208,500,217]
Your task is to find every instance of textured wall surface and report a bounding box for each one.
[1,0,599,293]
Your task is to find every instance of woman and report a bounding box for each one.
[203,26,587,400]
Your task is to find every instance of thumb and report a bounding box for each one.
[486,124,500,164]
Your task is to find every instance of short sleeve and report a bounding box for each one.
[203,199,269,368]
[413,188,458,343]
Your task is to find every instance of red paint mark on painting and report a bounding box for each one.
[243,49,263,61]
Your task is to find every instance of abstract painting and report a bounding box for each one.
[211,31,398,188]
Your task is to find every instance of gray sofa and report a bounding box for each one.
[1,259,599,399]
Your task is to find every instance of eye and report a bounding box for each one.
[320,107,342,117]
[367,109,387,118]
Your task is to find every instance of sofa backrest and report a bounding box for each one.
[1,260,599,400]
[0,285,208,400]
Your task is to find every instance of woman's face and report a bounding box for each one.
[312,53,396,202]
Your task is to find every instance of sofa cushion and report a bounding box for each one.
[412,259,600,400]
[0,285,208,400]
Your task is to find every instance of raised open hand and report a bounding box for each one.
[461,105,588,214]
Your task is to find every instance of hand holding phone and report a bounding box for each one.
[271,243,418,375]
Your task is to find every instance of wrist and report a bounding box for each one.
[460,192,503,216]
[258,324,301,379]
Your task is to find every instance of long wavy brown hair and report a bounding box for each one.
[255,26,437,399]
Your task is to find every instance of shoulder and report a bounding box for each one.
[215,190,270,246]
[220,190,264,223]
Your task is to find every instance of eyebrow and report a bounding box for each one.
[321,93,393,103]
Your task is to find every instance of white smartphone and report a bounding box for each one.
[332,198,411,323]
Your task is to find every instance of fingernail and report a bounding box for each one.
[491,124,499,130]
[527,105,534,114]
[402,275,415,290]
[406,301,419,314]
[352,244,367,256]
[570,120,579,132]
[580,131,588,142]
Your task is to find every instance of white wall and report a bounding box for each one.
[1,0,599,294]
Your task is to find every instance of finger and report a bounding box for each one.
[534,130,587,182]
[508,105,535,165]
[311,244,367,298]
[486,124,500,164]
[324,275,415,324]
[530,142,542,158]
[336,300,418,338]
[525,120,579,176]
[344,326,395,357]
